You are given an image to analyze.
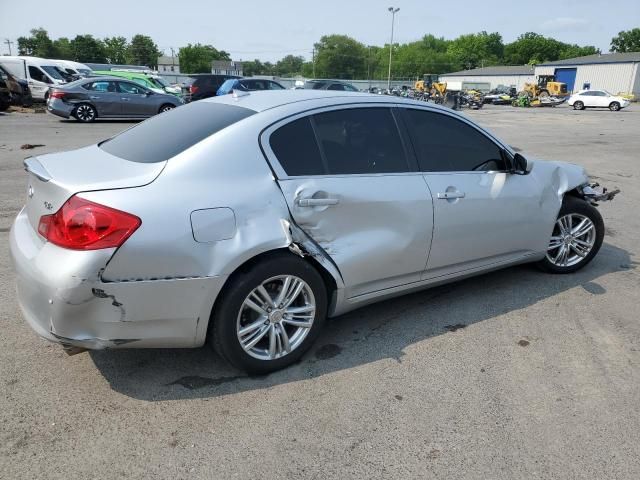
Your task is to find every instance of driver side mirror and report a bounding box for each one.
[145,90,154,96]
[512,152,533,175]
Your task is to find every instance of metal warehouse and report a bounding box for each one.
[439,65,536,91]
[535,52,640,96]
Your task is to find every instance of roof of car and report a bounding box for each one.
[202,89,441,113]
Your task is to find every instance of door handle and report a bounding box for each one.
[296,197,339,207]
[121,97,130,101]
[437,191,466,199]
[90,96,100,99]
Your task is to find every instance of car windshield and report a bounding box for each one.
[601,90,613,96]
[152,76,170,88]
[99,102,256,163]
[218,79,237,93]
[41,66,65,80]
[77,68,92,75]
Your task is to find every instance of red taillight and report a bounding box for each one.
[190,85,199,94]
[38,196,141,250]
[50,90,66,99]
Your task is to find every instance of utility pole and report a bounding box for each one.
[312,47,316,78]
[387,7,400,91]
[170,47,176,72]
[367,45,372,91]
[4,39,14,55]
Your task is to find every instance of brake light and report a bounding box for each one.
[50,90,66,99]
[37,196,141,250]
[190,85,199,94]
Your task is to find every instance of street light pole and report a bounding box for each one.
[387,7,399,91]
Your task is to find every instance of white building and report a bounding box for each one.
[439,65,536,91]
[211,60,243,76]
[157,56,180,74]
[535,52,640,95]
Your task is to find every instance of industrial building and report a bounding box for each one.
[440,65,535,91]
[534,52,640,96]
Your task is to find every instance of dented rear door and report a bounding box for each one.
[262,105,433,298]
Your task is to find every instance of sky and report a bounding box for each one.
[1,0,638,61]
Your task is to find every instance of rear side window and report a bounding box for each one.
[269,117,325,176]
[404,109,505,172]
[313,108,409,174]
[83,81,116,92]
[100,102,255,163]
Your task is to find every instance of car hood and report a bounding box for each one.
[531,158,589,194]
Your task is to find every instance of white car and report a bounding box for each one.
[568,89,630,111]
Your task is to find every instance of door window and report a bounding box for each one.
[28,66,49,83]
[327,83,346,91]
[269,117,325,176]
[118,82,147,95]
[83,81,116,92]
[404,109,506,172]
[268,81,285,90]
[313,108,409,174]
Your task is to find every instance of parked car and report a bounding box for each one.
[0,56,67,101]
[93,70,182,96]
[187,74,241,101]
[302,79,359,91]
[217,78,285,96]
[0,64,33,107]
[568,90,631,111]
[11,90,617,373]
[46,76,183,122]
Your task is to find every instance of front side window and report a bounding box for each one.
[404,109,506,172]
[83,81,116,92]
[269,81,285,90]
[313,108,409,174]
[28,66,48,83]
[327,83,345,91]
[118,82,146,94]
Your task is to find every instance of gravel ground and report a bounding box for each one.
[1,105,638,479]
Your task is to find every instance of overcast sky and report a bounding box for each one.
[1,0,638,61]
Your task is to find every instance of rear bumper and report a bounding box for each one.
[10,208,227,349]
[46,98,74,119]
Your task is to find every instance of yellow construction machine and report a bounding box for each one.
[521,75,569,99]
[415,74,448,103]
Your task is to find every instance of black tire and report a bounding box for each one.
[609,102,620,112]
[537,196,604,274]
[210,253,328,374]
[74,103,97,122]
[573,101,584,110]
[158,103,175,114]
[539,90,550,99]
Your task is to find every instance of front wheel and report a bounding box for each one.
[538,196,604,274]
[609,102,620,111]
[159,103,175,113]
[210,253,327,374]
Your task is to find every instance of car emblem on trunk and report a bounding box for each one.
[44,201,53,210]
[28,185,34,198]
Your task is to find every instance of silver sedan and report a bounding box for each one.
[10,90,618,373]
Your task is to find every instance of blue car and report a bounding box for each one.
[217,78,285,96]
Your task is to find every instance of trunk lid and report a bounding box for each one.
[24,144,165,231]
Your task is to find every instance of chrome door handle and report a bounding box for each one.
[296,197,339,207]
[437,191,466,199]
[89,96,100,99]
[121,97,130,101]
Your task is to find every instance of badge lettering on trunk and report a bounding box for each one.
[44,201,53,210]
[27,185,34,198]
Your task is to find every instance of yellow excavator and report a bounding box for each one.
[415,74,448,103]
[521,75,569,99]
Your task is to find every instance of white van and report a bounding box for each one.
[0,56,67,100]
[54,60,92,78]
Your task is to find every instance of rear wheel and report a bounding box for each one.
[609,102,620,111]
[573,101,584,110]
[74,103,97,122]
[210,253,327,374]
[538,196,604,274]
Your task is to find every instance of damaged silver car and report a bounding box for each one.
[10,90,618,373]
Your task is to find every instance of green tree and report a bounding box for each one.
[313,34,367,79]
[178,43,230,73]
[17,28,56,57]
[274,55,305,76]
[70,35,106,63]
[610,28,640,52]
[127,34,162,67]
[504,32,562,64]
[52,37,73,59]
[559,44,599,60]
[447,31,504,70]
[103,36,129,64]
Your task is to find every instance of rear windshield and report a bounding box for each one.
[99,102,255,163]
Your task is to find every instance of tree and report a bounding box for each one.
[274,55,305,76]
[178,43,230,74]
[17,28,56,57]
[69,35,106,63]
[447,31,504,70]
[611,28,640,52]
[313,34,367,79]
[103,36,129,64]
[52,37,73,59]
[127,34,161,67]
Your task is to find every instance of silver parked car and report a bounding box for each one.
[47,76,183,122]
[10,90,618,373]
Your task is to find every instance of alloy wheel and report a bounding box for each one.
[76,104,95,121]
[236,275,316,361]
[160,105,174,113]
[546,213,596,267]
